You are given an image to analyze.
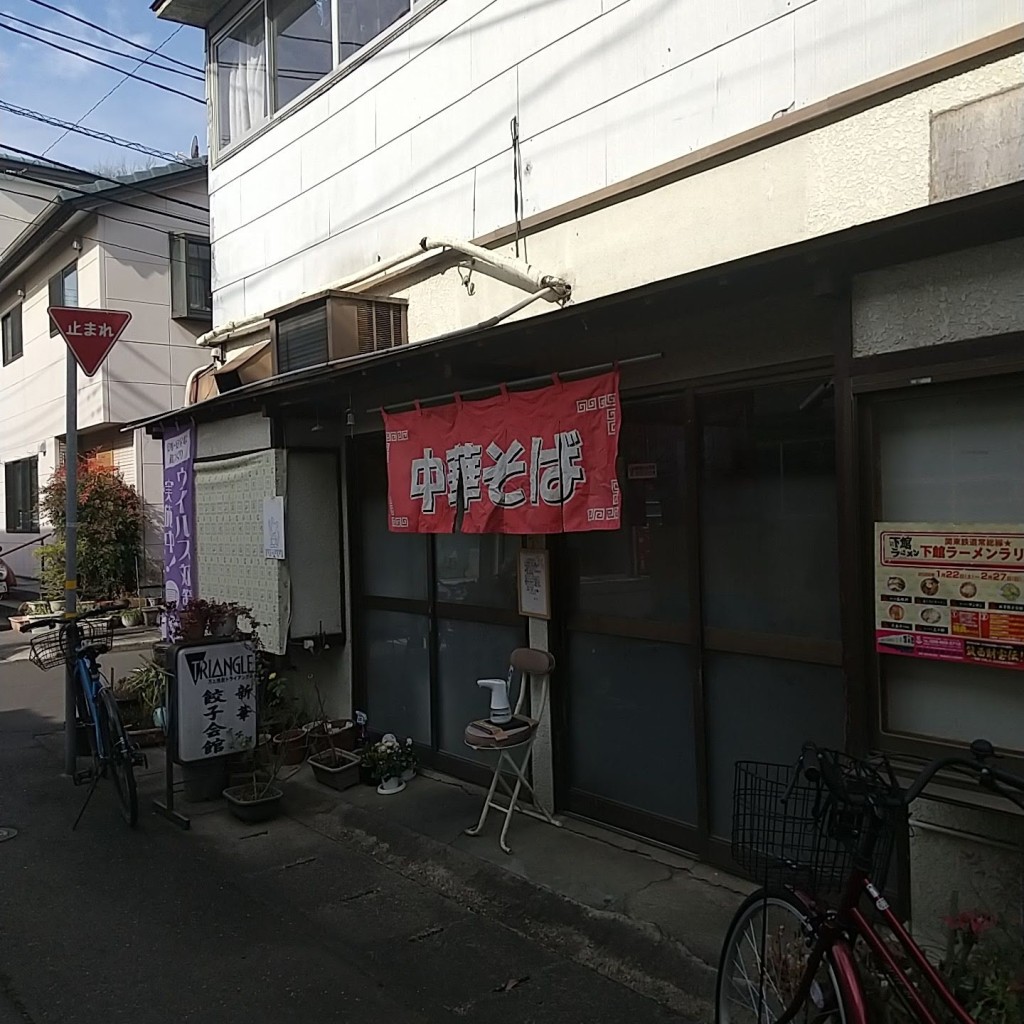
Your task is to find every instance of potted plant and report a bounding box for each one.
[121,607,143,629]
[222,712,298,823]
[307,681,361,791]
[113,658,168,747]
[361,734,407,795]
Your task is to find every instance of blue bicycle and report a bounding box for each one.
[27,603,144,828]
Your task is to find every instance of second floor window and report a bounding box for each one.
[48,261,78,336]
[170,234,213,320]
[1,304,22,365]
[214,0,413,152]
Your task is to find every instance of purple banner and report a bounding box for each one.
[163,425,196,610]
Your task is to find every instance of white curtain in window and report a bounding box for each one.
[224,11,267,144]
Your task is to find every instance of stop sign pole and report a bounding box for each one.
[48,307,132,776]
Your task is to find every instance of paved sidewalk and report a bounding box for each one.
[273,762,750,1020]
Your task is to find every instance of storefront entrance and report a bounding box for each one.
[350,440,527,778]
[555,376,847,856]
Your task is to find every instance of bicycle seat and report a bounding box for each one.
[79,644,110,659]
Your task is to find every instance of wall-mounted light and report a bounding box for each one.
[16,288,24,299]
[71,238,82,251]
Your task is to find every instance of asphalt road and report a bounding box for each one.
[0,654,687,1024]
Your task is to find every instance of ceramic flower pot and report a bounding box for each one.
[273,728,308,765]
[308,749,361,791]
[223,783,283,823]
[376,775,406,796]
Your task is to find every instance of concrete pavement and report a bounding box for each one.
[0,652,695,1023]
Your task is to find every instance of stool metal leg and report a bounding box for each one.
[464,752,504,839]
[464,739,561,854]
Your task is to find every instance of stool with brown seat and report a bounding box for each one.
[463,647,559,854]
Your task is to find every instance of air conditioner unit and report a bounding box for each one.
[269,290,408,376]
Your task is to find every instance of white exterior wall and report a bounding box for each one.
[208,0,1022,325]
[0,181,212,583]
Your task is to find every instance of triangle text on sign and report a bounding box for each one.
[48,306,132,377]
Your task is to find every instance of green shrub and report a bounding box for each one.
[37,463,144,601]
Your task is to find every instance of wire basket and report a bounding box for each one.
[731,756,903,900]
[28,619,114,671]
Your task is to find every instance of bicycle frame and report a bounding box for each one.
[75,653,110,761]
[791,867,976,1024]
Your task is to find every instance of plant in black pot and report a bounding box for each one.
[222,715,296,824]
[307,680,360,792]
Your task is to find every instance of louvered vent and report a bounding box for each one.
[276,305,328,374]
[355,299,407,354]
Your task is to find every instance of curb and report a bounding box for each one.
[0,632,158,664]
[285,774,716,1022]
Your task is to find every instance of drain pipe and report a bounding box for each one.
[196,237,570,348]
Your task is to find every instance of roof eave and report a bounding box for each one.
[151,0,224,29]
[0,203,81,292]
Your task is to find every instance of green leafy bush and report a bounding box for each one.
[37,462,143,601]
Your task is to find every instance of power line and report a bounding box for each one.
[0,182,206,257]
[0,12,204,82]
[0,100,182,164]
[0,21,204,105]
[22,0,203,73]
[1,167,210,231]
[43,26,189,159]
[0,144,211,220]
[0,205,203,268]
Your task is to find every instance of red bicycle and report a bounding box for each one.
[716,739,1024,1023]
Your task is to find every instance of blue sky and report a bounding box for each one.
[0,1,207,172]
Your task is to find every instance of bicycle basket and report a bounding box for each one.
[28,619,114,671]
[731,756,903,900]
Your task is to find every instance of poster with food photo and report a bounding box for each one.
[874,523,1024,671]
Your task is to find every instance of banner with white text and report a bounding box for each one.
[383,371,621,534]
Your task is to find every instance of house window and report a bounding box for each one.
[872,380,1024,755]
[337,0,410,64]
[273,0,334,110]
[1,304,22,365]
[213,0,416,153]
[4,457,39,533]
[214,4,268,149]
[170,234,213,320]
[48,261,78,336]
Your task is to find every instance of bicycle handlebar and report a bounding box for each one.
[801,739,1024,813]
[22,601,131,632]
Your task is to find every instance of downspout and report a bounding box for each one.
[195,237,571,348]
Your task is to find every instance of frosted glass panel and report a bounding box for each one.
[437,619,526,764]
[564,403,689,622]
[885,657,1024,753]
[568,632,698,825]
[357,447,428,601]
[877,385,1024,746]
[435,534,519,609]
[706,652,845,837]
[361,610,431,744]
[877,386,1024,522]
[700,383,840,640]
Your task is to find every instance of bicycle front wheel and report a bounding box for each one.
[716,888,848,1024]
[98,689,138,827]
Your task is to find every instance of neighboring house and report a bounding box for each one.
[0,159,212,588]
[149,0,1024,921]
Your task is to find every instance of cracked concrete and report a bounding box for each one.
[282,764,755,1019]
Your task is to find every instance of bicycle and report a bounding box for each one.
[26,602,145,829]
[716,738,1024,1024]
